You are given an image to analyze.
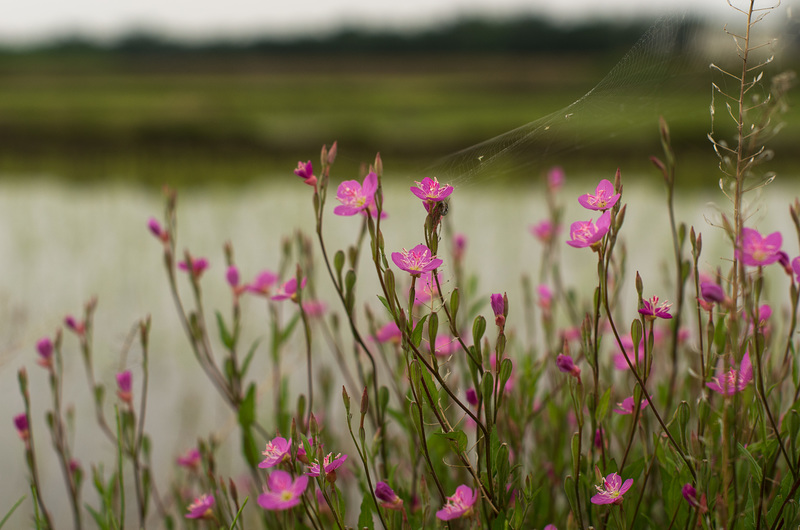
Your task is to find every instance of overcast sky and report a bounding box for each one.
[1,0,750,45]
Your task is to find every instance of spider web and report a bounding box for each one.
[425,13,709,187]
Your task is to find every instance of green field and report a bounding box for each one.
[0,50,796,188]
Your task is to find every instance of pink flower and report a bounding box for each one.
[530,220,560,243]
[491,293,506,328]
[362,201,388,219]
[13,413,29,442]
[490,293,505,317]
[537,285,553,309]
[185,494,215,519]
[334,172,378,216]
[682,483,699,507]
[295,436,317,464]
[594,428,605,449]
[778,251,791,273]
[639,295,672,320]
[116,371,133,404]
[432,335,457,357]
[465,388,478,406]
[315,489,331,515]
[245,270,279,296]
[578,179,620,211]
[36,337,53,369]
[257,470,308,511]
[148,217,169,243]
[556,354,581,378]
[259,436,291,469]
[792,256,800,282]
[374,322,401,344]
[614,395,649,415]
[375,481,404,510]
[178,256,209,278]
[453,233,467,261]
[566,211,611,249]
[271,277,307,302]
[436,485,477,521]
[752,304,772,329]
[226,266,240,288]
[302,300,327,317]
[706,352,753,395]
[306,452,347,478]
[412,271,438,305]
[391,244,442,276]
[591,472,632,505]
[612,335,644,371]
[294,160,317,186]
[547,166,565,191]
[177,448,201,469]
[64,315,85,335]
[410,177,453,203]
[736,228,782,266]
[700,281,725,304]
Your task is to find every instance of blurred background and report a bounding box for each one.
[1,0,798,525]
[0,0,796,187]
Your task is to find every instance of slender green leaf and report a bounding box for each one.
[597,387,612,423]
[0,496,25,529]
[229,497,248,530]
[215,311,234,350]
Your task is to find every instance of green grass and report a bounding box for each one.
[0,52,795,187]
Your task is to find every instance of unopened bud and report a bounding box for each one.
[327,141,338,164]
[360,386,369,416]
[342,386,351,413]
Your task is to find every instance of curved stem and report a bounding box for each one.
[603,290,697,480]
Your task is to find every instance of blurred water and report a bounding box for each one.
[0,173,796,524]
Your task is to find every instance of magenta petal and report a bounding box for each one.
[390,252,405,270]
[739,352,753,385]
[595,179,612,194]
[619,478,634,496]
[764,231,782,249]
[596,211,611,231]
[410,187,427,200]
[590,492,615,505]
[333,204,359,216]
[268,470,292,490]
[577,194,593,209]
[741,227,758,244]
[362,172,378,196]
[426,257,443,271]
[291,475,309,495]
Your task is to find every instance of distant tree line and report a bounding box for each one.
[3,16,702,56]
